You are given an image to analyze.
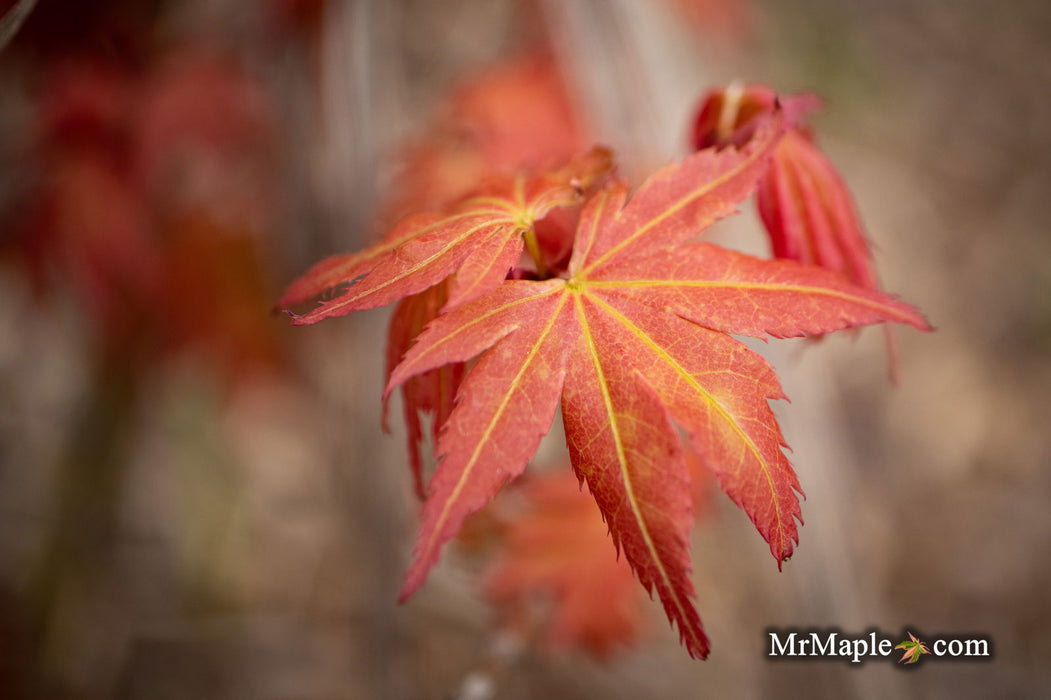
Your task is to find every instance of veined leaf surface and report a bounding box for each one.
[387,143,929,657]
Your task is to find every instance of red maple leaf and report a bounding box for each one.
[279,146,612,322]
[692,83,903,379]
[380,52,590,224]
[367,53,594,498]
[281,145,610,497]
[484,446,716,659]
[347,118,930,659]
[382,279,466,500]
[485,468,645,658]
[7,52,284,383]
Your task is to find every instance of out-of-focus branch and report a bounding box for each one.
[0,0,36,53]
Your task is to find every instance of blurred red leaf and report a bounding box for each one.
[382,53,590,223]
[484,447,715,658]
[5,50,286,385]
[664,0,754,42]
[486,469,644,658]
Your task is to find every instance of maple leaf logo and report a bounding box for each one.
[894,631,931,664]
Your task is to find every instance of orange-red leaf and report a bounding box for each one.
[569,114,783,277]
[287,106,930,658]
[380,52,590,222]
[389,153,928,657]
[593,242,929,339]
[277,212,441,309]
[573,292,801,566]
[759,130,877,287]
[281,148,611,324]
[562,313,708,657]
[383,280,465,499]
[692,84,904,379]
[397,285,577,601]
[485,468,645,657]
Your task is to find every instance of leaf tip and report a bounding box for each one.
[685,636,711,660]
[398,571,425,605]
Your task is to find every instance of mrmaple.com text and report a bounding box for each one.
[768,629,991,663]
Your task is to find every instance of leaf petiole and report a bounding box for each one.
[522,227,547,279]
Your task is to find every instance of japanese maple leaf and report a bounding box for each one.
[369,53,592,499]
[485,468,645,658]
[894,631,930,664]
[384,119,930,658]
[692,84,903,379]
[485,447,714,659]
[279,146,612,322]
[282,144,608,499]
[382,279,466,500]
[381,52,589,223]
[8,53,284,384]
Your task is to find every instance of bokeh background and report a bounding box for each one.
[1,0,1049,698]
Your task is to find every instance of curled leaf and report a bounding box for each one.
[692,83,904,379]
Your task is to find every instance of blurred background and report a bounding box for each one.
[1,0,1049,698]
